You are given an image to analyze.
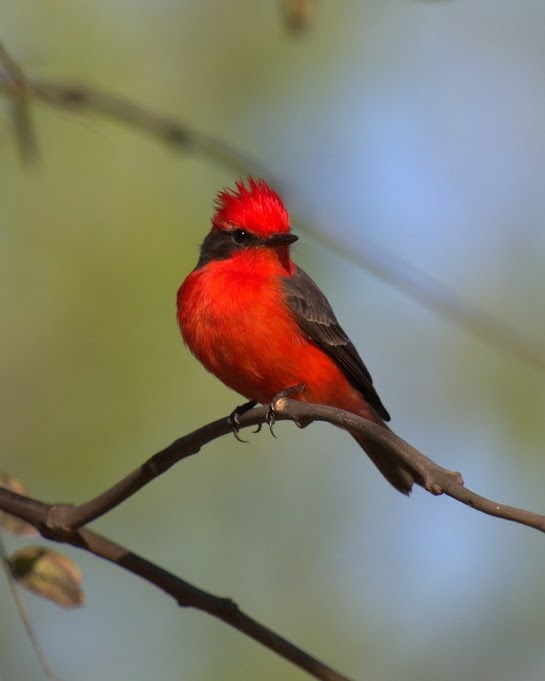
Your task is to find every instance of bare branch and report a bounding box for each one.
[3,400,544,540]
[0,487,353,681]
[0,71,267,179]
[269,400,545,533]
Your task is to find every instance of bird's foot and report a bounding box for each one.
[228,400,257,443]
[265,384,305,437]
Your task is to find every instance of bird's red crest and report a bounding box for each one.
[212,178,290,236]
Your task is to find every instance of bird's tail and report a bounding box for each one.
[351,427,416,495]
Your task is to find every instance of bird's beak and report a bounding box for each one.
[266,232,299,246]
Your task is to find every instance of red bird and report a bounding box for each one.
[177,179,415,494]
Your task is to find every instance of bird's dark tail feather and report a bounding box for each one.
[351,430,416,495]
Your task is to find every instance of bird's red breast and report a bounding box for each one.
[177,244,377,420]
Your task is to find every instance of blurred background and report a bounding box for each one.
[1,1,545,679]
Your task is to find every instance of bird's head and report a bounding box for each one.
[196,178,298,268]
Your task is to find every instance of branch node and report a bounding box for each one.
[273,396,313,429]
[425,482,444,496]
[43,503,76,541]
[216,596,239,616]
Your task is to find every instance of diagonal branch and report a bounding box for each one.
[0,488,352,681]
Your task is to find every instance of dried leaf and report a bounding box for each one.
[10,546,85,609]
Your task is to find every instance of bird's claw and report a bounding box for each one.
[265,404,278,438]
[232,419,248,443]
[228,400,257,443]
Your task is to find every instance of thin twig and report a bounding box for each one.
[0,43,39,164]
[0,534,61,681]
[7,77,267,179]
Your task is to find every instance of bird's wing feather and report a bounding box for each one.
[282,267,390,421]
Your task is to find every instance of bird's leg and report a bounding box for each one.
[228,400,257,443]
[265,384,305,437]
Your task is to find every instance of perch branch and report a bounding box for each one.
[46,402,545,535]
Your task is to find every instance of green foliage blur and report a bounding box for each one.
[1,2,545,680]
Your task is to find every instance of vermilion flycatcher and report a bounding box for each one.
[177,179,415,494]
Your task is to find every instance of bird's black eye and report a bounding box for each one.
[232,229,249,244]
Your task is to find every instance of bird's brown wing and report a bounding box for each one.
[282,266,390,422]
